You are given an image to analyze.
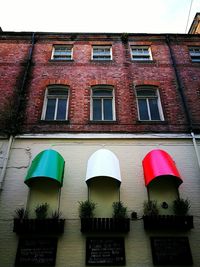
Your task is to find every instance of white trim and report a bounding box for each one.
[136,87,164,121]
[14,133,199,139]
[90,86,116,121]
[51,45,73,60]
[92,45,112,60]
[131,45,152,61]
[41,86,69,121]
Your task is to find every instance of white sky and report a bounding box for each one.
[1,0,200,33]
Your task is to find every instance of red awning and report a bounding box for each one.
[142,149,183,187]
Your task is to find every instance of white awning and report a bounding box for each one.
[85,149,121,185]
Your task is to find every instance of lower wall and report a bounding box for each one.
[0,136,200,267]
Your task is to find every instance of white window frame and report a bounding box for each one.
[90,86,116,121]
[131,46,152,61]
[41,85,69,121]
[92,46,112,61]
[189,47,200,62]
[136,87,164,121]
[51,45,73,60]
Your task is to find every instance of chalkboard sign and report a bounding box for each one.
[15,237,58,266]
[86,237,125,266]
[151,237,193,265]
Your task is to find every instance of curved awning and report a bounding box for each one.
[25,149,65,187]
[142,149,182,187]
[85,149,121,185]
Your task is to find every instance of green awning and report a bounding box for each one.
[25,149,65,187]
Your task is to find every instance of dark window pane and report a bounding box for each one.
[149,99,160,120]
[48,88,68,96]
[93,99,102,120]
[136,89,156,97]
[56,99,67,120]
[104,99,113,120]
[45,99,56,120]
[93,90,112,97]
[138,99,149,120]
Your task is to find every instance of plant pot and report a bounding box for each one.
[81,218,130,233]
[13,218,65,234]
[143,215,193,231]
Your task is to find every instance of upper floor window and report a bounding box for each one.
[131,46,152,61]
[52,45,72,60]
[42,86,69,121]
[91,87,115,121]
[92,46,112,60]
[189,47,200,62]
[136,87,164,121]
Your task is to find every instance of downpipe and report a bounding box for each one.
[0,135,14,190]
[191,132,200,171]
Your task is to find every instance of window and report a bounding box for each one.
[189,47,200,62]
[91,87,115,121]
[42,86,69,121]
[136,88,164,121]
[131,46,152,61]
[52,45,72,60]
[92,46,112,60]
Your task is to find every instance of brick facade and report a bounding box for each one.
[0,33,200,134]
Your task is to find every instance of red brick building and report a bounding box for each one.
[0,32,200,135]
[0,30,200,267]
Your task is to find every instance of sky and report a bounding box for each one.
[1,0,200,33]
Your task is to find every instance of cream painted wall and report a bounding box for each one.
[0,137,200,267]
[89,178,120,217]
[148,177,179,215]
[27,180,60,217]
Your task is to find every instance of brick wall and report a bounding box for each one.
[0,33,199,134]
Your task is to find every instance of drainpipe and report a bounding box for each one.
[166,36,200,172]
[0,135,14,190]
[16,32,35,121]
[0,33,35,190]
[191,132,200,171]
[166,35,193,130]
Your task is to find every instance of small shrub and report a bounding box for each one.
[14,207,28,219]
[51,210,62,219]
[78,200,96,218]
[35,203,49,219]
[173,198,190,216]
[143,200,159,216]
[112,201,128,219]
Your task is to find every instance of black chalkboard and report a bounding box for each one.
[86,237,125,266]
[151,236,193,265]
[15,237,58,266]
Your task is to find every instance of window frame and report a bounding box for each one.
[189,47,200,62]
[92,46,112,61]
[51,45,73,61]
[41,85,69,121]
[90,86,116,121]
[135,87,164,121]
[131,46,152,61]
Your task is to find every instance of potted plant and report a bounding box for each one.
[143,199,193,230]
[173,198,190,216]
[14,207,28,220]
[112,201,130,232]
[13,204,65,234]
[78,200,96,219]
[79,200,96,233]
[13,207,29,233]
[112,201,128,218]
[35,203,49,219]
[143,200,159,216]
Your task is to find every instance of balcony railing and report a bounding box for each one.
[143,215,193,231]
[13,218,65,234]
[81,218,130,233]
